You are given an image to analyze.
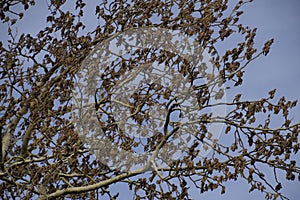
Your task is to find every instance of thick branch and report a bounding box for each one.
[38,163,150,200]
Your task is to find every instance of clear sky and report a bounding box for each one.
[199,0,300,199]
[0,0,299,199]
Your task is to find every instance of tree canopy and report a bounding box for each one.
[0,0,299,199]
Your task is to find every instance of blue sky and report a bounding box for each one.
[1,0,299,199]
[200,1,300,199]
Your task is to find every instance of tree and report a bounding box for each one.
[0,0,299,199]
